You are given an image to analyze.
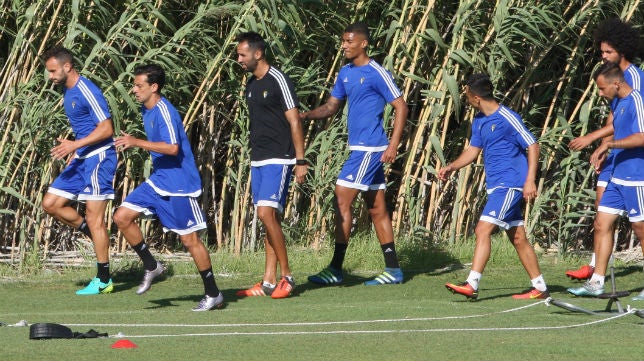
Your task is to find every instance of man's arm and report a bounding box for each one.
[523,142,540,200]
[437,146,482,181]
[381,96,408,163]
[114,130,179,156]
[591,132,644,170]
[300,96,343,121]
[285,107,308,184]
[604,133,644,149]
[50,119,114,160]
[569,112,614,151]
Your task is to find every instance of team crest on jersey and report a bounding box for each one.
[263,90,268,98]
[360,77,365,84]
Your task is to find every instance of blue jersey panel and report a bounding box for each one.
[63,76,112,157]
[469,105,536,189]
[331,60,402,148]
[336,150,386,191]
[48,147,116,200]
[624,63,644,91]
[611,90,644,183]
[250,164,293,212]
[611,64,644,110]
[598,182,644,222]
[122,182,206,235]
[480,187,524,230]
[142,98,202,196]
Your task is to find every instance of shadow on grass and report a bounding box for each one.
[291,274,372,295]
[225,274,373,299]
[397,233,463,283]
[108,262,175,293]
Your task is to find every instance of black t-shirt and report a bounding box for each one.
[246,66,299,162]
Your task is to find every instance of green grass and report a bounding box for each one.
[1,237,643,361]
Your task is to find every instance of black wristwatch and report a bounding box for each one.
[296,159,307,165]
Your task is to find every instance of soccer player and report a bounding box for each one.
[439,74,549,300]
[234,32,307,299]
[301,22,408,286]
[567,63,644,298]
[42,46,117,295]
[113,64,223,311]
[566,18,643,281]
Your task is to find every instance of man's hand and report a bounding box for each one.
[437,164,454,181]
[51,138,78,160]
[523,180,537,201]
[294,164,308,184]
[114,130,139,151]
[568,135,593,151]
[380,144,398,163]
[590,143,609,173]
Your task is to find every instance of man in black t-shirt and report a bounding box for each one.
[235,32,308,299]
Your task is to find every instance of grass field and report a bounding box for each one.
[1,238,643,361]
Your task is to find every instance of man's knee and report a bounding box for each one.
[593,217,614,235]
[256,206,277,224]
[180,233,203,250]
[41,194,61,215]
[112,208,134,229]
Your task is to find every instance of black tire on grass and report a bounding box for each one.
[29,323,74,339]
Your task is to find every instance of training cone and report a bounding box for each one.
[111,339,137,349]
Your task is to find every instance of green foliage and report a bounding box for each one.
[0,0,642,262]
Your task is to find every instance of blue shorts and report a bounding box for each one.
[598,181,644,222]
[480,187,524,230]
[251,164,293,212]
[120,182,207,235]
[48,148,116,201]
[336,150,386,191]
[596,153,614,188]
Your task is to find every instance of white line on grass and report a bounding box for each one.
[113,310,636,338]
[64,300,547,328]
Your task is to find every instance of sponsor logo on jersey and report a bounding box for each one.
[270,194,278,200]
[488,210,496,216]
[630,208,637,214]
[345,174,354,181]
[187,220,195,227]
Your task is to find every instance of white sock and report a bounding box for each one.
[589,253,596,267]
[530,274,547,292]
[588,273,604,287]
[466,271,482,290]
